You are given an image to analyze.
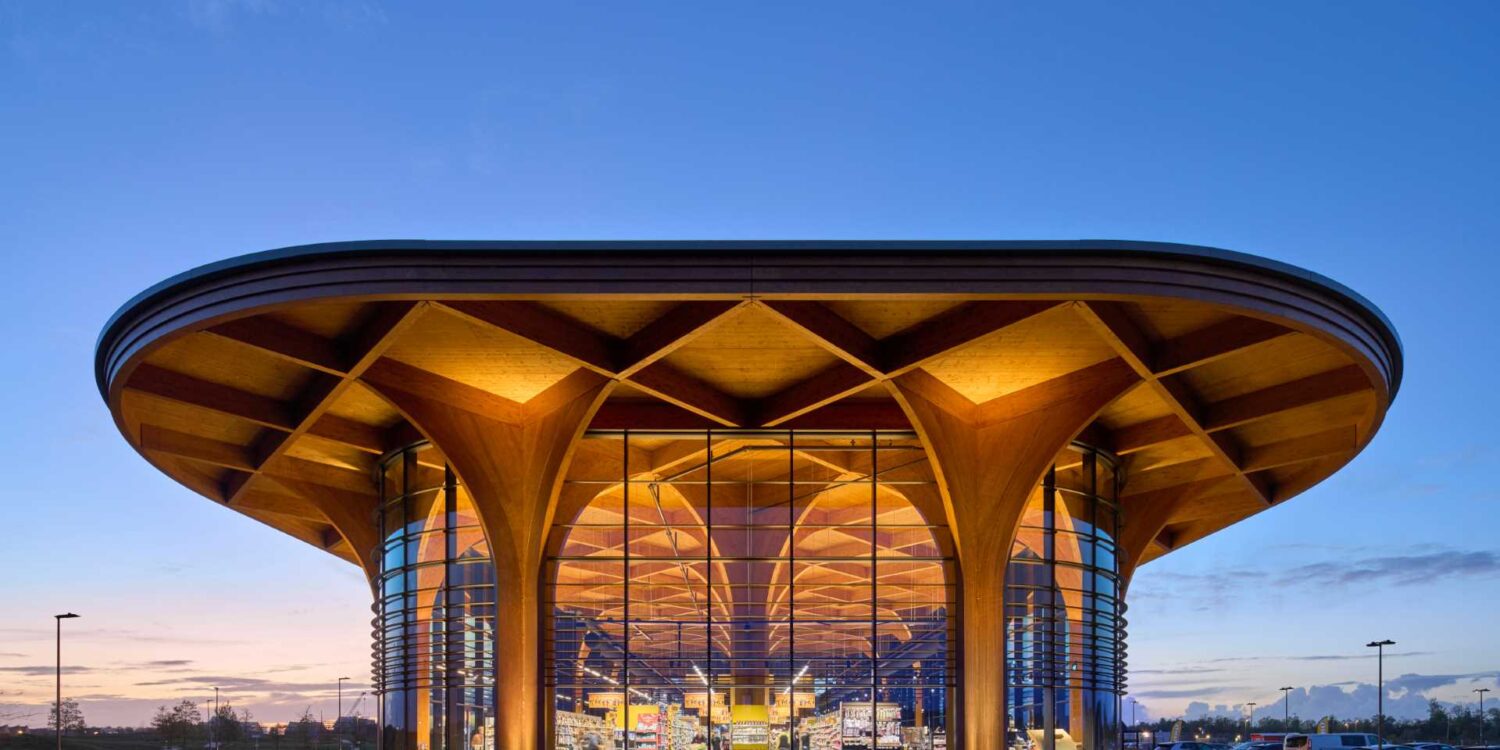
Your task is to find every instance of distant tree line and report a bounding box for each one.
[149,699,274,750]
[141,700,371,750]
[48,699,86,736]
[0,696,375,750]
[150,700,201,750]
[1139,700,1500,745]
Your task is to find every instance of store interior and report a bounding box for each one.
[376,434,1120,750]
[546,431,956,750]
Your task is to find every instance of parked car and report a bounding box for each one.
[1409,743,1459,750]
[1285,734,1381,750]
[1233,742,1285,750]
[1156,743,1233,750]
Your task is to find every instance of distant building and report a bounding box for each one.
[333,717,376,736]
[284,718,326,741]
[239,720,266,739]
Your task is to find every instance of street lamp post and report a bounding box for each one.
[1126,698,1138,748]
[54,613,79,750]
[1366,640,1395,749]
[1280,687,1295,730]
[338,678,350,740]
[1476,688,1491,747]
[211,687,220,749]
[1247,703,1257,738]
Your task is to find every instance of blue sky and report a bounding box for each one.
[2,0,1497,727]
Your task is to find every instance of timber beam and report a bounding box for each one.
[1077,301,1277,505]
[220,302,425,506]
[438,298,1100,430]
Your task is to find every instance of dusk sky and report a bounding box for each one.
[3,0,1498,728]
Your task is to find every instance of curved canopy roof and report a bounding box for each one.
[96,240,1401,570]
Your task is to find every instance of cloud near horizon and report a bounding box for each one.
[1134,687,1240,700]
[131,674,360,693]
[1129,672,1500,723]
[1129,546,1500,618]
[0,653,370,728]
[1132,548,1500,604]
[1276,551,1500,588]
[0,665,94,676]
[1196,651,1435,664]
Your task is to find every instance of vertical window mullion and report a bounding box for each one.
[1042,466,1057,750]
[622,430,631,750]
[444,466,460,750]
[788,431,796,750]
[705,429,714,745]
[403,449,417,750]
[870,431,879,750]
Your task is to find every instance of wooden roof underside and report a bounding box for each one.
[551,437,950,661]
[107,293,1389,570]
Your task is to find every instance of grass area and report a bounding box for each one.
[0,736,160,750]
[0,736,349,750]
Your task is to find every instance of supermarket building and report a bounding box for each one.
[95,241,1401,750]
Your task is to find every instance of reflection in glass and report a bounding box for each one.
[1006,444,1124,750]
[376,443,496,750]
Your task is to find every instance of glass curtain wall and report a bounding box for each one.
[376,442,497,750]
[546,431,955,750]
[1005,443,1124,750]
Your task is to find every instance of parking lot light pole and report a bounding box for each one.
[338,678,350,738]
[1366,640,1395,748]
[1281,687,1295,729]
[1476,688,1491,747]
[1247,703,1257,737]
[54,613,79,750]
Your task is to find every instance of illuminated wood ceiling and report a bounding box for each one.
[549,433,950,660]
[96,242,1401,575]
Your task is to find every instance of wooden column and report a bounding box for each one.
[363,363,615,750]
[887,360,1138,750]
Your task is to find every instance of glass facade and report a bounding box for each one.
[545,431,956,750]
[376,442,497,750]
[1005,443,1124,750]
[368,434,1128,750]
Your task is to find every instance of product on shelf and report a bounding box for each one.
[555,710,617,750]
[631,706,667,750]
[666,705,699,750]
[837,703,901,750]
[731,720,769,749]
[798,712,841,750]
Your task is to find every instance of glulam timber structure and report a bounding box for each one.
[96,241,1400,750]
